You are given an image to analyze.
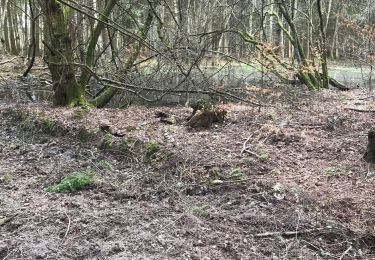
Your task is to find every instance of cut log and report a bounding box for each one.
[328,77,349,91]
[186,111,214,128]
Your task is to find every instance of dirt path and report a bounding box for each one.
[1,88,375,259]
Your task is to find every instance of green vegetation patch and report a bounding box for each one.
[100,132,113,149]
[46,171,94,193]
[144,139,160,163]
[324,165,352,176]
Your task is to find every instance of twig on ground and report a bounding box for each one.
[339,245,352,260]
[64,212,71,238]
[243,149,261,158]
[240,130,260,156]
[345,107,375,113]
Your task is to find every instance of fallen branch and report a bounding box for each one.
[0,57,17,66]
[0,214,18,226]
[254,228,324,238]
[345,107,375,113]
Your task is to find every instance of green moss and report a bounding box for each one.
[62,5,70,20]
[46,171,94,193]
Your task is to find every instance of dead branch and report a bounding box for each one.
[254,228,324,238]
[345,107,375,113]
[0,214,18,226]
[0,57,17,66]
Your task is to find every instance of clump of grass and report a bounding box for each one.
[228,168,244,179]
[120,138,132,152]
[46,171,94,193]
[37,113,56,134]
[100,133,113,149]
[144,140,159,163]
[96,160,113,171]
[73,108,88,120]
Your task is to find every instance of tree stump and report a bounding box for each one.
[186,99,227,128]
[364,126,375,164]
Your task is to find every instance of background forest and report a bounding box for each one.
[1,0,375,106]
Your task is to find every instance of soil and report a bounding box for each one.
[1,82,375,259]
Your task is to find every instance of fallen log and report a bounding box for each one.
[328,77,350,91]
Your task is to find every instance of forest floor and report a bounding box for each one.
[1,79,375,259]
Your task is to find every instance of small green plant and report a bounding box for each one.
[120,138,132,152]
[100,133,113,149]
[144,140,159,163]
[191,204,210,217]
[46,171,94,193]
[324,166,340,175]
[96,160,113,171]
[228,168,244,179]
[259,153,269,162]
[37,113,56,134]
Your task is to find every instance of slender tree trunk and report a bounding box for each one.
[33,1,40,56]
[79,0,116,88]
[330,13,339,59]
[7,1,17,54]
[317,0,329,89]
[3,7,10,52]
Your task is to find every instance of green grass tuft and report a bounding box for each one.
[144,140,159,163]
[46,171,94,193]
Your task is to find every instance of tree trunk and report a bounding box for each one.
[39,0,86,106]
[7,1,17,55]
[317,0,329,89]
[79,0,116,89]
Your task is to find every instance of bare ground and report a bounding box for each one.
[1,87,375,259]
